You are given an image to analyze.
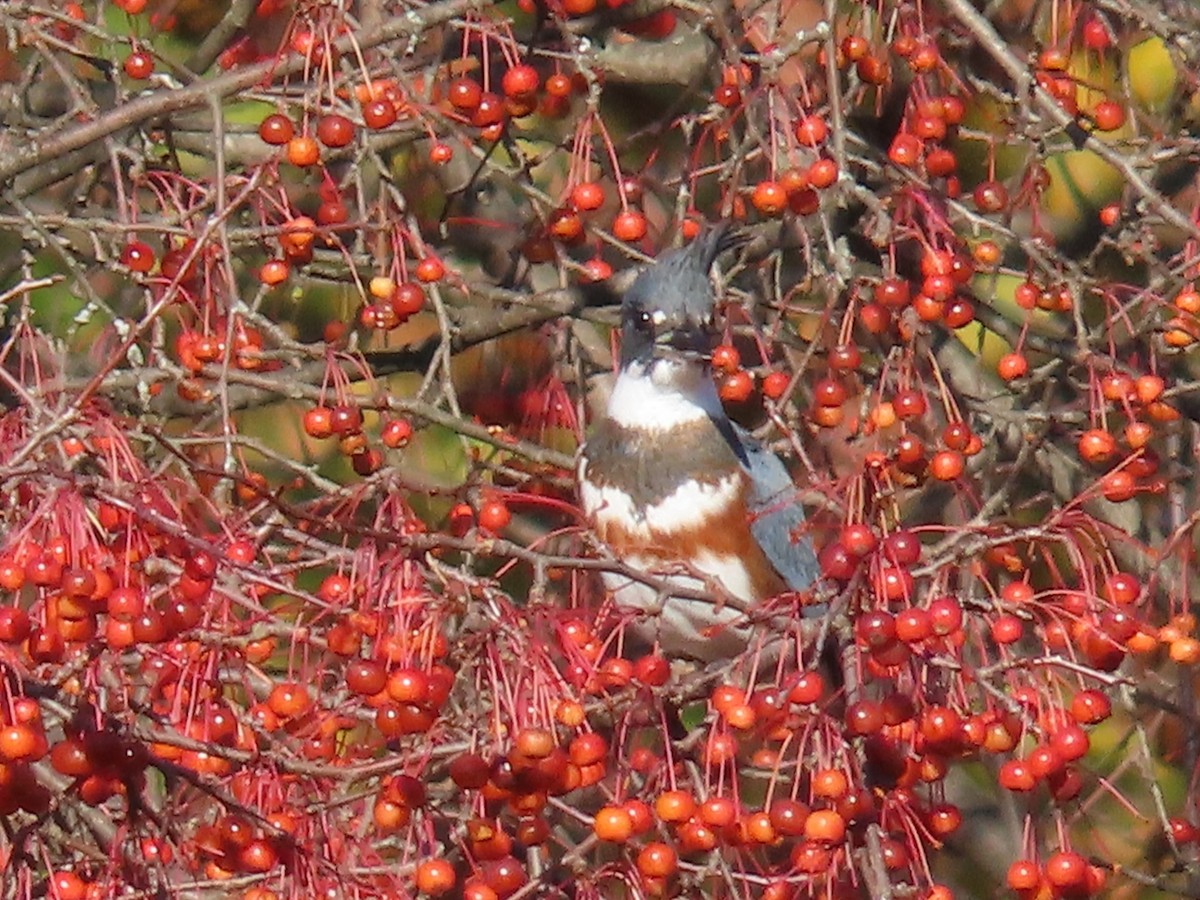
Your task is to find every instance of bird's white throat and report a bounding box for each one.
[606,359,723,432]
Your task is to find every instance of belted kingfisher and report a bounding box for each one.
[578,226,821,661]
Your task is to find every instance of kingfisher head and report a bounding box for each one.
[617,225,736,373]
[601,225,743,433]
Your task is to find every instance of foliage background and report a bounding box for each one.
[0,0,1197,898]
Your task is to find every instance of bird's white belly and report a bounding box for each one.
[603,552,758,661]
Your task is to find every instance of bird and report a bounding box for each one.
[577,226,822,662]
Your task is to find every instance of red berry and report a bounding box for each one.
[259,259,289,286]
[1092,99,1126,132]
[926,595,964,638]
[448,78,483,111]
[1104,572,1140,604]
[841,35,869,61]
[1070,689,1111,724]
[895,607,932,643]
[874,277,911,309]
[544,73,572,98]
[1006,860,1040,891]
[1083,17,1112,50]
[714,83,741,108]
[416,257,445,283]
[362,99,397,129]
[655,789,696,823]
[121,241,156,273]
[752,180,788,216]
[812,377,846,407]
[123,51,154,79]
[829,343,862,370]
[1168,818,1199,846]
[471,92,505,128]
[762,370,790,399]
[807,157,838,188]
[1050,724,1090,761]
[1040,47,1070,71]
[580,257,612,282]
[972,180,1009,212]
[267,682,312,718]
[818,541,856,581]
[855,610,896,649]
[846,700,884,735]
[633,653,669,686]
[925,147,957,176]
[889,133,921,167]
[636,842,677,878]
[839,524,876,557]
[381,418,413,448]
[1101,470,1136,502]
[929,449,964,480]
[317,114,355,148]
[549,208,584,244]
[478,500,511,532]
[711,344,741,373]
[997,352,1028,381]
[415,858,456,895]
[612,210,648,242]
[881,529,921,565]
[1044,851,1088,890]
[719,370,753,403]
[788,670,825,704]
[998,759,1037,791]
[1077,428,1117,464]
[804,809,846,843]
[912,114,946,141]
[622,9,676,39]
[50,872,87,900]
[991,614,1023,644]
[571,181,606,211]
[501,64,540,98]
[794,114,828,145]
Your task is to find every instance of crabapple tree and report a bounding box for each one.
[0,0,1198,898]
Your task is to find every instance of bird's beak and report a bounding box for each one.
[654,312,715,361]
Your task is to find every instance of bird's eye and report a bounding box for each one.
[626,306,653,333]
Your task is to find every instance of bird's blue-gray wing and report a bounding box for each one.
[730,424,820,597]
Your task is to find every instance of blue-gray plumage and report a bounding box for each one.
[736,423,822,602]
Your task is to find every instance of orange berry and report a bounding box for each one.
[593,805,634,842]
[415,858,456,895]
[286,135,320,167]
[804,809,847,843]
[612,210,648,242]
[997,352,1028,381]
[811,768,849,799]
[752,180,788,216]
[1170,637,1200,665]
[636,842,678,878]
[869,402,897,429]
[655,789,696,823]
[1134,374,1164,404]
[513,727,554,760]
